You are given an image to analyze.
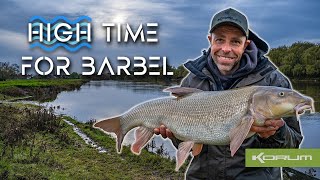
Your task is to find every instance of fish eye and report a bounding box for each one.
[278,92,285,97]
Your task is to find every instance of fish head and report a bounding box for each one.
[252,87,314,119]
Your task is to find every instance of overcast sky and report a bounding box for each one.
[0,0,319,72]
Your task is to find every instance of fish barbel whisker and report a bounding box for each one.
[294,103,313,116]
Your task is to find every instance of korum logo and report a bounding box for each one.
[246,149,320,167]
[252,152,312,164]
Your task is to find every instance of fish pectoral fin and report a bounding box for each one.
[164,87,202,98]
[192,143,203,156]
[175,141,194,171]
[229,116,254,157]
[131,127,154,155]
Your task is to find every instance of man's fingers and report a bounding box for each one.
[251,119,285,138]
[155,125,174,139]
[276,120,285,127]
[265,119,285,127]
[166,129,173,138]
[250,125,278,133]
[159,125,167,138]
[154,128,160,135]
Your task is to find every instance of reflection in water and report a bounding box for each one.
[86,81,166,94]
[44,81,169,122]
[296,113,320,178]
[42,80,320,178]
[300,113,320,148]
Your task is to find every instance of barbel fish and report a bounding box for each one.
[93,86,314,171]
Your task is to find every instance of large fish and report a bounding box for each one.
[93,86,314,170]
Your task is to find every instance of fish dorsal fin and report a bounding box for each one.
[164,87,202,98]
[229,115,254,157]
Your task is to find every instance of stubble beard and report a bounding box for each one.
[213,57,240,75]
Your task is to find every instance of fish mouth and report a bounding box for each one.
[294,102,314,116]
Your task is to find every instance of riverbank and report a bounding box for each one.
[0,79,187,179]
[0,79,87,102]
[0,102,186,179]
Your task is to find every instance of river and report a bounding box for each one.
[39,80,320,178]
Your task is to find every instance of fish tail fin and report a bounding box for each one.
[93,116,125,153]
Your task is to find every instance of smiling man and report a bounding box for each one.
[209,25,250,75]
[154,8,303,180]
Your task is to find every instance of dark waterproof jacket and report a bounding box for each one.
[173,43,303,180]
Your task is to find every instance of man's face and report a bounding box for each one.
[208,25,250,75]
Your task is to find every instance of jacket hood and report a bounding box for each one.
[249,30,269,54]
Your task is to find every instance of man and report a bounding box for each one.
[154,8,303,180]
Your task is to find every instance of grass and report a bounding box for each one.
[63,117,187,179]
[0,79,85,89]
[0,79,87,102]
[0,94,11,100]
[0,103,186,179]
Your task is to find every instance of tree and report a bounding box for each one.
[174,65,188,79]
[268,42,320,78]
[279,65,292,77]
[292,64,305,77]
[69,72,80,79]
[268,45,288,66]
[0,62,19,81]
[305,65,318,77]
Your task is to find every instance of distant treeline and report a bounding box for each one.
[107,65,188,84]
[268,42,320,78]
[0,60,189,84]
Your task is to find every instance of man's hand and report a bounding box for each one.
[154,125,174,139]
[250,119,285,138]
